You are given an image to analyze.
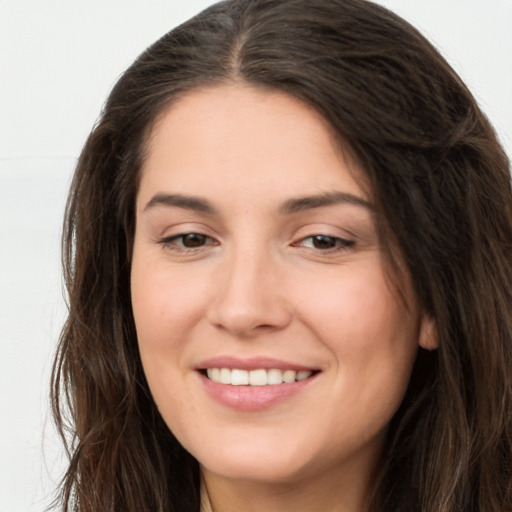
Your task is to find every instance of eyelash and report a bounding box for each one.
[158,233,355,254]
[158,233,218,253]
[294,234,355,252]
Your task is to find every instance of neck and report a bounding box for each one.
[200,463,375,512]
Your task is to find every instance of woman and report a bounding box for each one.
[51,0,512,511]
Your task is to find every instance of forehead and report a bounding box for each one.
[139,84,368,208]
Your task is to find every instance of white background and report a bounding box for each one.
[1,1,511,510]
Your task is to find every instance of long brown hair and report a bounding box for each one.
[51,0,512,510]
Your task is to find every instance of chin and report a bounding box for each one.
[193,436,327,485]
[202,458,307,485]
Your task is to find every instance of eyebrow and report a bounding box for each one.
[144,193,217,214]
[143,191,373,215]
[278,191,373,214]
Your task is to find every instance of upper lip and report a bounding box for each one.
[196,356,319,372]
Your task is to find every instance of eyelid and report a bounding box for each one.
[157,231,219,252]
[293,234,355,251]
[155,220,219,242]
[291,221,358,244]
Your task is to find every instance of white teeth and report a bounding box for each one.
[283,370,296,383]
[231,369,249,385]
[249,369,267,386]
[296,370,312,382]
[267,369,283,385]
[205,368,314,385]
[219,368,231,384]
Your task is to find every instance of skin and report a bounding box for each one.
[131,84,437,512]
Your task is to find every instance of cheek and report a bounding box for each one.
[303,256,417,341]
[131,255,210,350]
[130,256,193,409]
[130,256,209,426]
[296,260,419,402]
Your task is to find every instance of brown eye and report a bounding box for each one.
[159,232,216,251]
[311,235,338,249]
[297,235,355,251]
[180,233,209,247]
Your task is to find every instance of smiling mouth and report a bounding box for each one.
[203,368,317,386]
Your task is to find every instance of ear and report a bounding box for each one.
[418,314,439,350]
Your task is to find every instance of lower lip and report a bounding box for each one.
[199,372,317,411]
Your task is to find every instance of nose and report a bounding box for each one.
[207,246,292,337]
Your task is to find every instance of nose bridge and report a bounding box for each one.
[208,238,291,335]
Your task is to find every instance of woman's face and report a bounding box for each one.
[131,85,435,488]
